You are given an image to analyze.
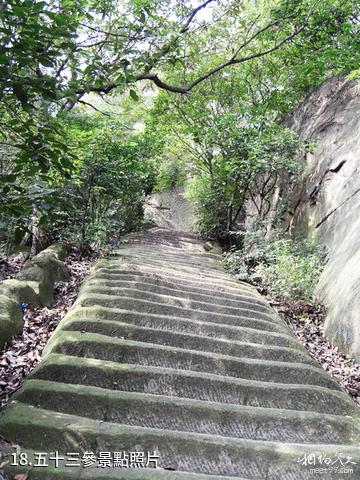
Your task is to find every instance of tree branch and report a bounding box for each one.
[139,0,321,94]
[78,0,320,97]
[77,99,111,116]
[180,0,217,33]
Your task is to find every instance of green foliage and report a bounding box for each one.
[146,0,360,243]
[1,0,359,252]
[0,109,159,252]
[154,161,187,193]
[163,98,303,242]
[50,113,157,249]
[223,230,327,301]
[151,134,189,193]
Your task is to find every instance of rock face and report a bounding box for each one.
[285,75,360,360]
[145,187,195,232]
[1,228,359,479]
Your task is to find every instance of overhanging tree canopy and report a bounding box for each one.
[0,0,359,227]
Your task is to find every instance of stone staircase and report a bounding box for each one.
[1,228,359,479]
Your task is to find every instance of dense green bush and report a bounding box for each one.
[222,230,327,301]
[0,112,159,254]
[183,122,302,244]
[1,0,358,256]
[154,161,187,193]
[50,114,157,250]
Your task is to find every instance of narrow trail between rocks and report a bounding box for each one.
[1,228,359,479]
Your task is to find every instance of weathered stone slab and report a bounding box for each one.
[284,75,360,361]
[16,263,54,306]
[1,228,359,479]
[15,243,69,306]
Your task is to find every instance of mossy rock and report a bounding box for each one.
[0,278,41,307]
[203,241,214,252]
[43,243,69,261]
[0,294,24,349]
[14,243,69,307]
[17,265,54,307]
[30,252,69,283]
[17,263,48,283]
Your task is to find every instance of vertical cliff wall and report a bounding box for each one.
[144,186,196,232]
[285,75,360,361]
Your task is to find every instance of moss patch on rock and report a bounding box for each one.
[44,243,69,261]
[17,264,54,307]
[0,244,70,350]
[0,278,40,307]
[0,294,23,348]
[29,252,69,283]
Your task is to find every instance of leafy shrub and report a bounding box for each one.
[184,120,303,244]
[222,230,327,301]
[185,175,233,241]
[154,160,187,193]
[47,114,158,251]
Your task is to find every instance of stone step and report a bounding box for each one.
[79,285,273,318]
[127,230,201,243]
[90,271,254,297]
[89,273,265,307]
[117,241,214,249]
[45,331,339,390]
[109,251,222,270]
[2,228,359,480]
[115,244,221,257]
[2,404,360,479]
[16,380,360,445]
[75,295,286,333]
[62,319,314,364]
[82,278,269,310]
[3,459,242,480]
[29,355,358,415]
[64,306,305,350]
[94,260,236,284]
[111,256,220,272]
[93,264,253,292]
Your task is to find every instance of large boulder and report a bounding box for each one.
[16,264,54,307]
[43,243,69,261]
[144,186,196,232]
[0,244,69,348]
[0,279,40,307]
[0,295,23,349]
[26,251,69,283]
[15,244,70,307]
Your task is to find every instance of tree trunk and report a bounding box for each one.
[30,204,47,255]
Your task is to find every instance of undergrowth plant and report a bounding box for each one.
[222,230,327,302]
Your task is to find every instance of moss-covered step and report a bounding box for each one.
[80,277,270,310]
[42,331,339,390]
[61,319,315,364]
[14,380,360,445]
[61,305,316,351]
[1,403,360,479]
[1,229,359,480]
[25,354,358,415]
[86,270,265,303]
